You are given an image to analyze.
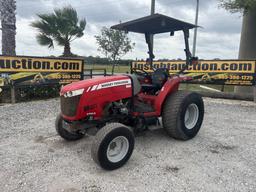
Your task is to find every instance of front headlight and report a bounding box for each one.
[64,88,84,98]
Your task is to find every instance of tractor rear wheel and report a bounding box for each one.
[55,114,84,141]
[91,123,134,170]
[162,91,204,140]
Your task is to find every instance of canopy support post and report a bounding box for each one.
[179,29,193,74]
[145,33,155,70]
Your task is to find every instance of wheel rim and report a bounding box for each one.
[107,136,129,163]
[184,103,199,129]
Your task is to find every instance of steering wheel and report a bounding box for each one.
[132,68,149,77]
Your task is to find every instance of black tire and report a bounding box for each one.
[55,113,84,141]
[162,91,204,140]
[91,123,134,170]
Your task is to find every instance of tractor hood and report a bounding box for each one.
[60,75,130,95]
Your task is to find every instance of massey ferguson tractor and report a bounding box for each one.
[56,14,204,170]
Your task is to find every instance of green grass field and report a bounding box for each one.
[85,64,130,73]
[179,84,234,93]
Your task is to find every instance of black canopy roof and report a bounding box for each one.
[111,13,197,34]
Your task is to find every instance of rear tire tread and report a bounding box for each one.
[162,91,204,140]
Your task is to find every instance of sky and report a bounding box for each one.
[0,0,243,60]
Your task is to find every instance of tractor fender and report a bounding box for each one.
[154,76,183,116]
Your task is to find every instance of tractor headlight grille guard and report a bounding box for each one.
[63,88,84,98]
[61,95,81,117]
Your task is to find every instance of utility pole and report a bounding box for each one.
[150,0,155,53]
[192,0,199,57]
[151,0,155,15]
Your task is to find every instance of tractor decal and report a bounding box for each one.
[88,79,132,92]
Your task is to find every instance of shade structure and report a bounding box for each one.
[111,13,197,34]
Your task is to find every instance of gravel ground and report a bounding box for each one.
[0,98,255,192]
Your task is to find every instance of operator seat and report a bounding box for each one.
[141,68,169,93]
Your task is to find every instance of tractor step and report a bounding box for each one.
[134,100,155,113]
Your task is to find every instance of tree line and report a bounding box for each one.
[84,56,133,66]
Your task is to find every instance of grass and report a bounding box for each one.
[85,64,130,73]
[179,84,234,93]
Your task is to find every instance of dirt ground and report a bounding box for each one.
[0,98,255,192]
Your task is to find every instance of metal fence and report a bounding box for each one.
[83,68,107,79]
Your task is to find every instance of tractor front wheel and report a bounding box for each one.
[162,91,204,140]
[91,123,134,170]
[55,114,84,141]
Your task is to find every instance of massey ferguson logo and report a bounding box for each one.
[86,79,131,92]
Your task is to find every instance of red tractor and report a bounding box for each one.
[56,14,204,170]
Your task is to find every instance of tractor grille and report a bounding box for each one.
[60,95,81,117]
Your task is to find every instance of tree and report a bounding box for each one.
[220,0,256,13]
[0,0,16,56]
[31,6,86,57]
[95,27,135,74]
[220,0,256,95]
